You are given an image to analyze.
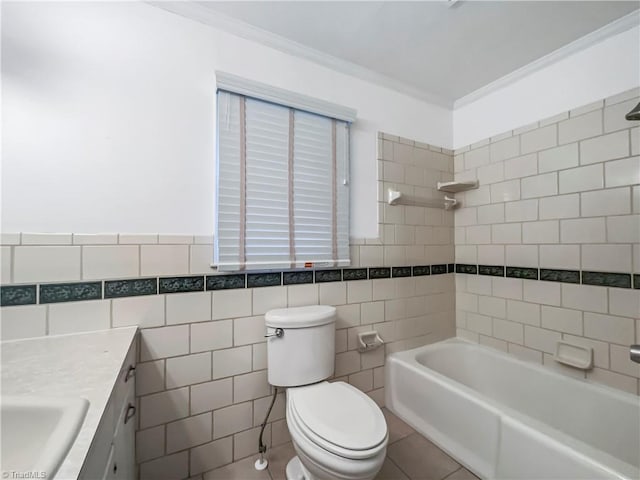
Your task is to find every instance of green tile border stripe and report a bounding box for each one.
[1,264,635,307]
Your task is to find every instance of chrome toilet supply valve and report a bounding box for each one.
[265,327,284,338]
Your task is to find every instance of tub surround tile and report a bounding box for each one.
[282,271,314,285]
[432,264,448,275]
[313,269,342,283]
[478,265,505,277]
[247,272,282,288]
[456,264,478,275]
[206,274,245,290]
[40,282,102,304]
[539,269,580,284]
[159,276,205,294]
[581,271,631,289]
[369,268,391,279]
[342,268,368,281]
[412,265,431,276]
[391,267,412,278]
[105,278,157,298]
[0,285,37,306]
[506,267,538,280]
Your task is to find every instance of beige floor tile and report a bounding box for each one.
[387,434,460,480]
[266,442,297,480]
[204,455,270,480]
[443,467,479,480]
[382,408,416,444]
[375,457,410,480]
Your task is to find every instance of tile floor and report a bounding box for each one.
[204,408,479,480]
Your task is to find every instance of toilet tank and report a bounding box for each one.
[265,305,336,387]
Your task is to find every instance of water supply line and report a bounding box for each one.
[254,386,278,471]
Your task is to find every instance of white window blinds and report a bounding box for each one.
[215,90,350,271]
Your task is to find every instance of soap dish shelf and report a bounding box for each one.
[554,341,593,370]
[436,180,479,193]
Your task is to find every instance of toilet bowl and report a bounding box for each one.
[265,305,388,480]
[285,381,387,480]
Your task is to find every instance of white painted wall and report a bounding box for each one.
[1,2,451,237]
[453,25,640,148]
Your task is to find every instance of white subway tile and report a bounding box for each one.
[560,218,606,244]
[136,425,165,463]
[490,180,521,203]
[466,225,491,244]
[119,234,157,244]
[191,319,232,352]
[587,368,637,394]
[141,245,189,276]
[539,194,580,220]
[562,284,608,314]
[213,403,252,439]
[166,292,211,325]
[477,204,504,224]
[506,245,538,267]
[190,437,233,475]
[0,305,46,341]
[604,98,639,133]
[253,286,287,315]
[347,280,373,304]
[581,187,631,217]
[190,244,214,274]
[558,110,602,144]
[166,352,211,388]
[491,223,521,244]
[504,153,537,180]
[632,127,639,156]
[166,413,212,454]
[252,342,267,370]
[584,312,634,345]
[72,234,118,245]
[633,186,640,213]
[0,233,20,246]
[136,360,165,396]
[49,300,110,335]
[610,344,640,378]
[559,164,603,194]
[506,300,540,326]
[490,136,520,163]
[359,246,383,266]
[112,295,165,328]
[605,156,640,188]
[607,215,640,243]
[233,316,266,346]
[538,143,579,173]
[212,289,252,320]
[1,247,11,283]
[492,318,524,343]
[521,125,558,154]
[191,378,232,414]
[508,343,543,363]
[605,88,640,106]
[21,233,72,245]
[140,325,189,361]
[582,244,631,272]
[233,425,270,461]
[464,186,491,207]
[524,326,561,353]
[540,306,582,335]
[479,296,506,318]
[455,245,477,265]
[234,370,270,403]
[14,246,81,283]
[505,199,538,222]
[522,220,559,244]
[319,282,347,305]
[477,162,504,184]
[540,245,580,270]
[466,313,492,335]
[140,452,188,480]
[212,346,252,379]
[491,277,523,300]
[464,146,490,169]
[140,388,189,428]
[478,245,505,265]
[540,112,569,127]
[609,288,640,318]
[523,280,561,306]
[82,245,138,280]
[521,172,558,199]
[158,235,193,245]
[580,130,629,165]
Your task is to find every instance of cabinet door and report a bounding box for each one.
[113,389,136,480]
[100,446,116,480]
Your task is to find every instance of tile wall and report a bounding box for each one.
[454,88,640,394]
[0,134,455,479]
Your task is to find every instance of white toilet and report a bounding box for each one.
[265,305,388,480]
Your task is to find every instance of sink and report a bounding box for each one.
[1,396,89,478]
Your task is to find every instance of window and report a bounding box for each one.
[215,76,354,271]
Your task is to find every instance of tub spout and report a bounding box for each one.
[630,345,640,364]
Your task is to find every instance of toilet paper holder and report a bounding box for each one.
[357,331,384,353]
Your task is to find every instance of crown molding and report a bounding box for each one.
[454,9,640,109]
[147,1,453,108]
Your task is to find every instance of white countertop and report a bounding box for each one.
[1,327,138,480]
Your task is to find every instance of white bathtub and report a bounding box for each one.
[385,339,640,480]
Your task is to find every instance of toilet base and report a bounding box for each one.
[286,456,307,480]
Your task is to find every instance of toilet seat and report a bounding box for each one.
[287,382,388,460]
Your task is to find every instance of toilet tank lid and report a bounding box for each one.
[265,305,336,328]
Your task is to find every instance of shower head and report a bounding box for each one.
[625,101,640,121]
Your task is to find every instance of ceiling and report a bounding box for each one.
[168,1,640,105]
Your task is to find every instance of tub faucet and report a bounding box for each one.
[631,345,640,364]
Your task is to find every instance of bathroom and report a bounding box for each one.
[1,1,639,479]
